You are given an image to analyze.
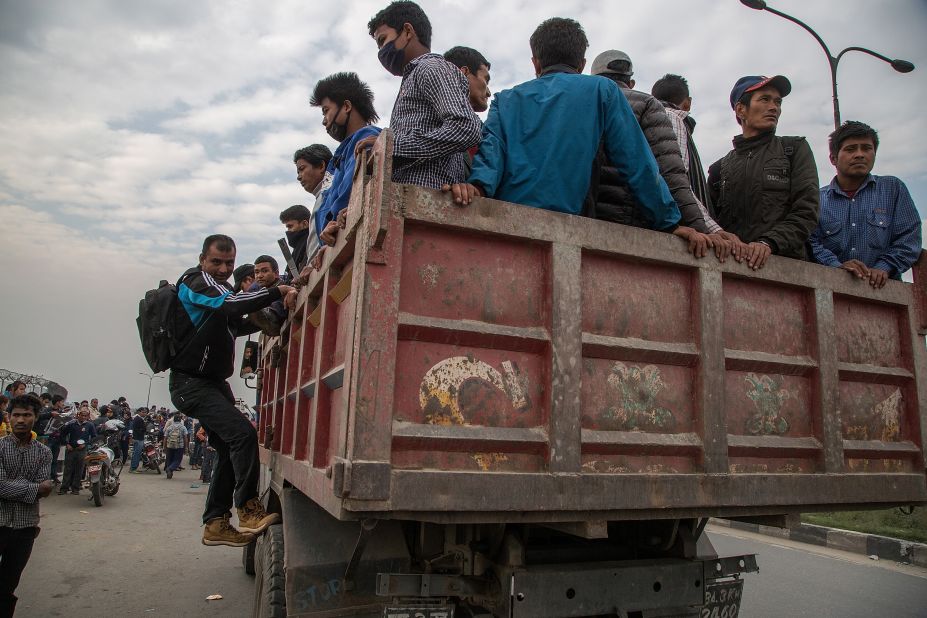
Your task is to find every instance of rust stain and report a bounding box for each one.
[418,263,444,290]
[744,373,791,436]
[472,452,509,471]
[845,388,903,442]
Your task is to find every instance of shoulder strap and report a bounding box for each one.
[778,136,806,161]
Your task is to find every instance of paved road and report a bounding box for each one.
[16,464,254,618]
[15,473,927,618]
[708,526,927,618]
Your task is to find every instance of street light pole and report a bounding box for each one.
[138,372,164,409]
[739,0,915,130]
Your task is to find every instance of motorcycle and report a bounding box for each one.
[82,419,125,507]
[138,424,164,474]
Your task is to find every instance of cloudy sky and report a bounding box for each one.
[1,0,925,407]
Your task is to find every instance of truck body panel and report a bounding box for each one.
[258,131,927,524]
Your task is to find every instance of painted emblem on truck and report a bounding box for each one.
[419,356,529,471]
[744,373,791,436]
[605,362,675,431]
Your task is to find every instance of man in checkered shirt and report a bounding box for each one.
[362,1,482,189]
[0,394,53,616]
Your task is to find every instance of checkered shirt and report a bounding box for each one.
[389,53,482,189]
[0,434,52,528]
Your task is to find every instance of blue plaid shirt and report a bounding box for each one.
[810,175,921,279]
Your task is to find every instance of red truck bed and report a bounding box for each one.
[258,131,927,524]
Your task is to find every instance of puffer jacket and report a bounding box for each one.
[707,131,819,259]
[595,82,711,232]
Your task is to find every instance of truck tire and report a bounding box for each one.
[252,524,286,618]
[243,538,256,576]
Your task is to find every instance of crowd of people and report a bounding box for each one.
[3,2,921,614]
[172,0,922,547]
[225,0,920,343]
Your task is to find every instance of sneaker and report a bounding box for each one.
[166,469,173,479]
[202,515,255,547]
[237,498,280,535]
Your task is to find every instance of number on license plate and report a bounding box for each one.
[702,579,744,618]
[87,465,102,473]
[384,607,453,618]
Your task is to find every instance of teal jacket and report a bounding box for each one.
[468,71,680,230]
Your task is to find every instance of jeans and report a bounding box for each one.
[130,438,144,471]
[190,440,203,466]
[170,373,258,523]
[165,447,184,472]
[0,526,37,617]
[61,448,85,492]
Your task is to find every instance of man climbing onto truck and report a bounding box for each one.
[169,234,295,547]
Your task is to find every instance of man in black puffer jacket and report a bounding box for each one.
[707,75,819,270]
[590,51,739,261]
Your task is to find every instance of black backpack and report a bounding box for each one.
[137,280,179,373]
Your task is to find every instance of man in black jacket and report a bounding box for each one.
[707,75,819,270]
[171,234,295,547]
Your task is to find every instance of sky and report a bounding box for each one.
[1,0,925,407]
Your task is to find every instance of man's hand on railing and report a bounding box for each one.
[673,226,713,259]
[320,221,339,247]
[441,183,483,206]
[840,259,869,280]
[868,268,889,289]
[745,241,772,270]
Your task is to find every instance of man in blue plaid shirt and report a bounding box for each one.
[810,121,921,288]
[362,1,482,189]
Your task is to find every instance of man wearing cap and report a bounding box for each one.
[232,264,254,294]
[810,120,921,288]
[590,51,738,261]
[708,75,819,270]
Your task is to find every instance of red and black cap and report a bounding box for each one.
[729,75,791,109]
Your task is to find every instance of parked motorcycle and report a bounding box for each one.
[138,424,164,474]
[82,419,125,507]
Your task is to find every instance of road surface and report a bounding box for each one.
[14,471,927,617]
[16,464,253,618]
[708,525,927,618]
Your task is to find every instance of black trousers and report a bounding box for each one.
[61,448,85,491]
[170,373,259,523]
[0,526,38,618]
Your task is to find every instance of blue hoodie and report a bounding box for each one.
[315,125,382,240]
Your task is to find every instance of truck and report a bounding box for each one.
[248,131,927,618]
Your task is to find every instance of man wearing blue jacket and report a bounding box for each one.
[170,235,295,547]
[443,18,684,243]
[310,72,382,250]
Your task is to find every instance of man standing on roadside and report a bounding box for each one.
[707,75,819,270]
[129,406,149,472]
[170,235,295,547]
[162,412,188,480]
[810,121,921,288]
[0,394,53,617]
[58,406,96,495]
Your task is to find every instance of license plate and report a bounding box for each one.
[384,607,453,618]
[701,579,744,618]
[87,465,102,474]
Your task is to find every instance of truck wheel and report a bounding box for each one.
[252,524,286,618]
[243,537,256,576]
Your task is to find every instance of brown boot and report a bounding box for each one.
[202,515,255,547]
[237,498,280,535]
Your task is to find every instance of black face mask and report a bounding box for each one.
[378,36,407,76]
[326,104,351,142]
[285,227,310,248]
